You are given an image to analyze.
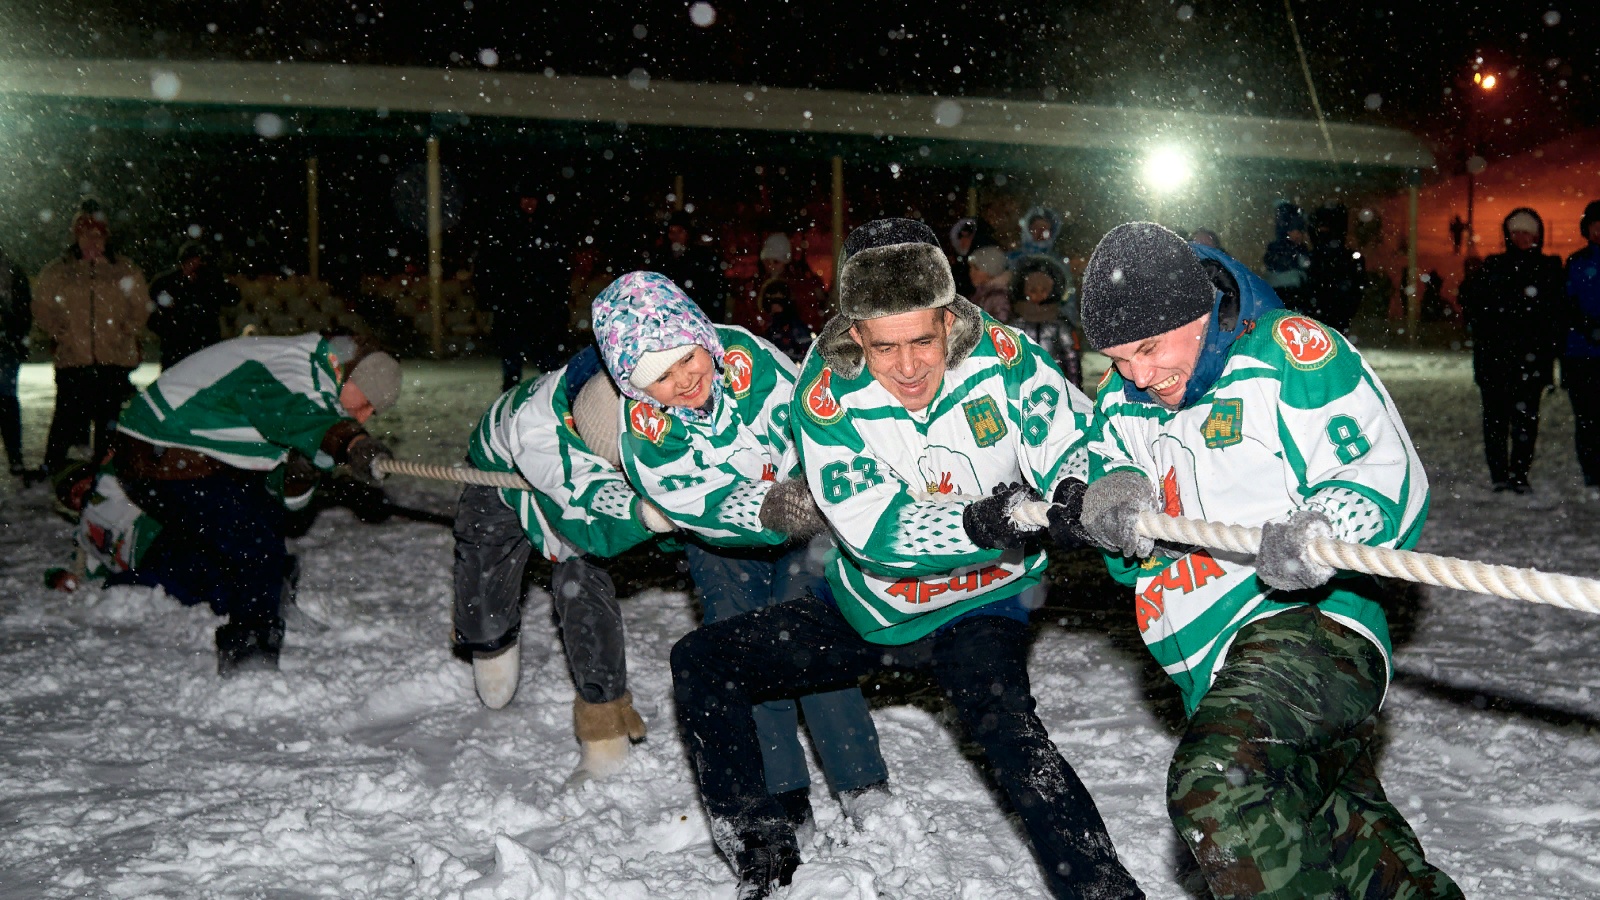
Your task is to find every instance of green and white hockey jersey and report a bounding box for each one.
[794,315,1097,645]
[1089,309,1428,714]
[118,334,351,473]
[619,326,794,549]
[469,366,654,562]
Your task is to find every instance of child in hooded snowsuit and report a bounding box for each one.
[1007,254,1082,387]
[590,271,888,832]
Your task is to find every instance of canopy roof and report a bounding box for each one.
[0,59,1433,172]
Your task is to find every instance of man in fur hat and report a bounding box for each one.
[669,219,1143,898]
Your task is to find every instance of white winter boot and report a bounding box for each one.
[472,641,521,709]
[573,692,647,779]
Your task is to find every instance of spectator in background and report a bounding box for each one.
[966,245,1012,322]
[148,241,239,367]
[1008,254,1082,387]
[733,232,827,335]
[1009,205,1064,267]
[475,185,570,392]
[1564,200,1600,501]
[1305,203,1365,334]
[946,216,996,296]
[756,279,812,364]
[644,211,727,323]
[1458,207,1566,494]
[33,200,150,476]
[1189,227,1224,252]
[1263,199,1311,312]
[0,241,34,478]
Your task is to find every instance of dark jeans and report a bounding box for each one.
[1477,377,1547,487]
[451,483,628,704]
[0,361,20,466]
[119,473,287,626]
[44,365,134,472]
[1566,357,1600,486]
[685,542,887,796]
[671,590,1143,899]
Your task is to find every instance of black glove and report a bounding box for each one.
[758,478,828,539]
[1256,510,1336,591]
[281,450,320,500]
[1045,478,1094,551]
[961,482,1044,551]
[345,434,392,486]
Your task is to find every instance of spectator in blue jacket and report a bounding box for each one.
[1566,200,1600,500]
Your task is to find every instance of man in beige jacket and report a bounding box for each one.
[33,203,150,475]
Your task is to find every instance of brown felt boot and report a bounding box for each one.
[573,692,647,779]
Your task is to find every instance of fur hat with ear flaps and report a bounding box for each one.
[816,218,984,379]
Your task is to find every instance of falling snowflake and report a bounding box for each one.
[689,2,716,27]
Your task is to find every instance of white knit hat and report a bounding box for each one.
[760,233,792,261]
[348,352,402,414]
[628,345,695,389]
[968,245,1008,276]
[570,374,622,467]
[1506,211,1540,235]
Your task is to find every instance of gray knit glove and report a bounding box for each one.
[758,478,828,539]
[1256,510,1336,591]
[1079,471,1157,558]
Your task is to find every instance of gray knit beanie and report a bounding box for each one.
[1080,222,1216,350]
[348,352,402,415]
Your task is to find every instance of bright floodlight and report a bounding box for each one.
[1143,146,1193,194]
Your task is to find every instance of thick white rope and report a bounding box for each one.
[373,458,533,490]
[1011,500,1600,616]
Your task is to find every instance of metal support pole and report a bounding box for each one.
[831,155,844,311]
[1406,169,1421,343]
[672,175,685,211]
[426,136,444,358]
[306,156,320,283]
[966,183,978,218]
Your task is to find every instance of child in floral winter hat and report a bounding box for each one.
[589,269,889,840]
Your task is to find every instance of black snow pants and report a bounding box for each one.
[451,483,628,704]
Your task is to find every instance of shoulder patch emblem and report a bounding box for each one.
[1201,398,1244,449]
[962,395,1008,448]
[561,410,580,438]
[1096,365,1115,391]
[628,401,671,446]
[1273,315,1337,370]
[723,345,754,399]
[802,367,844,425]
[987,323,1021,367]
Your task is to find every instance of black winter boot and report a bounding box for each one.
[734,840,798,899]
[771,787,814,845]
[216,617,285,677]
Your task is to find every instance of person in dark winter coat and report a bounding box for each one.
[1305,204,1365,334]
[756,279,813,363]
[1564,199,1600,499]
[147,241,240,367]
[0,242,34,477]
[946,216,997,297]
[1458,207,1567,493]
[33,201,151,475]
[474,188,571,391]
[1262,200,1311,312]
[642,211,727,323]
[1008,254,1082,387]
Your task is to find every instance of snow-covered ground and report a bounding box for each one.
[3,349,1599,899]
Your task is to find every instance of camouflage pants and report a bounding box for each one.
[1168,606,1462,900]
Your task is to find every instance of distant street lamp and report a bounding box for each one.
[1463,64,1499,257]
[1141,145,1193,223]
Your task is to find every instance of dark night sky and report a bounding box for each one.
[3,1,1594,160]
